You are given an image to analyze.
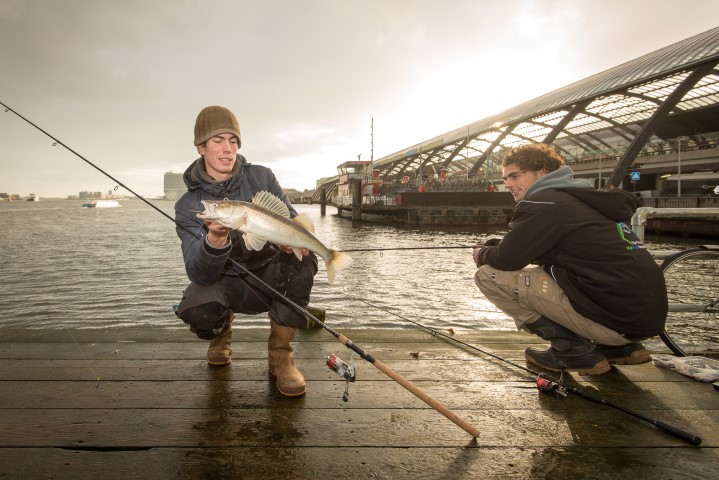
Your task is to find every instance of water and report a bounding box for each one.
[0,199,707,331]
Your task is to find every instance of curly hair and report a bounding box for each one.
[502,143,565,173]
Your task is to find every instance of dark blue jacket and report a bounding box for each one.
[174,154,296,285]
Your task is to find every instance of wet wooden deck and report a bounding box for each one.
[0,327,717,479]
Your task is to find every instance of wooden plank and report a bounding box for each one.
[0,407,713,448]
[0,357,703,383]
[0,339,680,364]
[0,327,514,343]
[0,378,715,413]
[0,446,715,480]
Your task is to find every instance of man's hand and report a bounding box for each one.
[472,237,501,267]
[205,221,232,248]
[472,246,483,267]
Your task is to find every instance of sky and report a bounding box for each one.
[1,0,718,199]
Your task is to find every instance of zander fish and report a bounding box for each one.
[196,191,352,283]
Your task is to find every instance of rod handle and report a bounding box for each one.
[654,420,702,446]
[569,386,703,446]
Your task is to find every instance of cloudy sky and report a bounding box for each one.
[1,1,718,198]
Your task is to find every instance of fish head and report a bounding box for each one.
[196,199,248,230]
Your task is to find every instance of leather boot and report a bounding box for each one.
[524,316,611,375]
[268,319,306,397]
[207,312,234,366]
[597,342,651,365]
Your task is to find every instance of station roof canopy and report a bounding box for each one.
[370,26,719,187]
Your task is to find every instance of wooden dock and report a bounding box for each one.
[0,327,717,479]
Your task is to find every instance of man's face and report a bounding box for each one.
[502,164,546,202]
[197,133,239,181]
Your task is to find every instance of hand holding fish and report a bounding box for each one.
[196,191,352,283]
[205,221,232,248]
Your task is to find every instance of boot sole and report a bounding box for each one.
[525,354,612,375]
[606,351,652,365]
[277,387,306,397]
[207,358,231,366]
[269,368,306,397]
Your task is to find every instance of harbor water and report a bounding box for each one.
[0,198,707,331]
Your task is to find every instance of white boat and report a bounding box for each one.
[26,194,39,201]
[82,200,121,208]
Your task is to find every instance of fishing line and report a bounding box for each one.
[343,245,474,252]
[2,102,481,439]
[342,292,703,446]
[1,102,176,225]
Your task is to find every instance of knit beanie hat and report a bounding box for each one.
[193,106,241,146]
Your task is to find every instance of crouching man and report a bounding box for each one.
[174,105,317,396]
[473,143,667,375]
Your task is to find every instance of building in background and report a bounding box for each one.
[164,172,186,201]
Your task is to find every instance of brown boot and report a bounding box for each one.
[207,313,234,366]
[268,319,306,396]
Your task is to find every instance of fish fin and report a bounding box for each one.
[251,191,291,219]
[324,249,353,284]
[292,213,316,234]
[292,248,304,261]
[242,232,268,251]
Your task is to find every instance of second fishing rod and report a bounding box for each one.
[343,293,703,446]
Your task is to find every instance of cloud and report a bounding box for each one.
[2,0,719,197]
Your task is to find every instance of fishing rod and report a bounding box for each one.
[2,101,481,439]
[344,293,704,446]
[1,101,176,225]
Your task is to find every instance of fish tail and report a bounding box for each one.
[325,249,353,284]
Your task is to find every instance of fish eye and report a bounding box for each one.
[210,202,218,207]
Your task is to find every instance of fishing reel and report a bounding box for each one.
[326,353,356,402]
[536,374,568,398]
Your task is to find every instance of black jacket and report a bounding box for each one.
[479,167,667,337]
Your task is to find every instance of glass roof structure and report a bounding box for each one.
[368,26,719,188]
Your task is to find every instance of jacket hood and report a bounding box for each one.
[524,166,592,197]
[183,154,246,197]
[562,187,641,222]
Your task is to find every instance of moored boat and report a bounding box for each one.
[82,199,121,208]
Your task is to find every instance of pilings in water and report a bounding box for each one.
[320,188,326,216]
[352,178,362,221]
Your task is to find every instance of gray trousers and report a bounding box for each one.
[475,265,630,346]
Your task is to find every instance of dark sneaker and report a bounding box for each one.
[525,346,611,375]
[597,343,651,365]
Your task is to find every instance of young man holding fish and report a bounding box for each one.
[173,106,320,396]
[473,143,667,375]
